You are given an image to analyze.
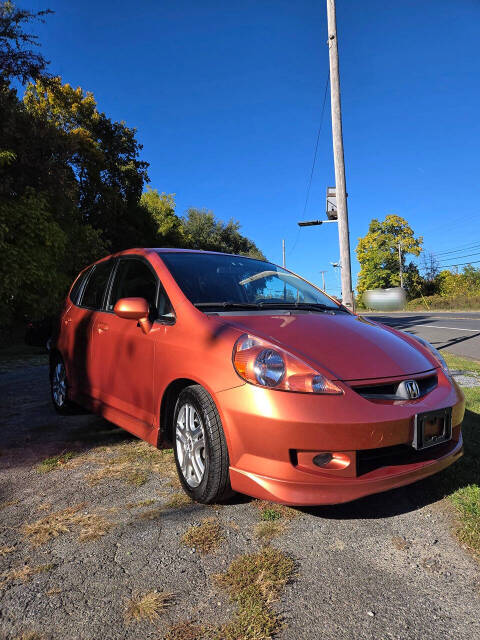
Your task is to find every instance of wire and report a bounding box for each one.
[302,71,330,220]
[438,259,480,268]
[288,69,330,258]
[437,250,480,265]
[432,241,480,257]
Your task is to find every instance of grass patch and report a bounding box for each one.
[165,621,213,640]
[0,499,19,511]
[82,441,179,488]
[15,632,46,640]
[23,505,114,545]
[255,501,298,522]
[36,451,77,473]
[182,518,222,554]
[0,563,53,589]
[138,507,164,521]
[125,590,174,623]
[435,353,480,557]
[214,547,295,640]
[406,294,480,311]
[254,521,286,544]
[164,492,192,509]
[126,499,157,509]
[0,545,15,556]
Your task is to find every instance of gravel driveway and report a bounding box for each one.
[1,362,479,640]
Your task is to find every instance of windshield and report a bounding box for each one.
[158,252,342,311]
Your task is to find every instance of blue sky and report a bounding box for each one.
[23,0,480,295]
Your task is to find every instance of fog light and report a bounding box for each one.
[313,453,334,467]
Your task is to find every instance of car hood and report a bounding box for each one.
[214,312,435,381]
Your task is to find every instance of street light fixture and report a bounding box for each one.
[297,219,338,227]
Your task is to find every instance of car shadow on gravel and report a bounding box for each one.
[300,407,480,521]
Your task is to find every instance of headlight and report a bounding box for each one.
[409,334,450,376]
[233,334,343,394]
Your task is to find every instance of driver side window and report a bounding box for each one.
[108,259,158,316]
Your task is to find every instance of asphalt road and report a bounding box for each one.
[363,311,480,360]
[1,363,480,639]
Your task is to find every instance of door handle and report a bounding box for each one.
[96,323,109,334]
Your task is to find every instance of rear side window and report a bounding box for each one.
[81,261,113,310]
[107,259,158,314]
[69,270,88,305]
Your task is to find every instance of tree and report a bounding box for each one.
[23,76,150,250]
[0,1,52,84]
[182,208,265,259]
[139,188,184,247]
[356,214,423,298]
[0,189,67,324]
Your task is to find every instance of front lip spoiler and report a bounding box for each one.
[229,435,463,507]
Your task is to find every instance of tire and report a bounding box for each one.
[50,353,77,415]
[173,385,233,504]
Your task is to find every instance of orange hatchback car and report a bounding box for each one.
[50,248,464,505]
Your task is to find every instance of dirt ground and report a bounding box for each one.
[1,360,479,640]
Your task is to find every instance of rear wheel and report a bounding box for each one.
[50,354,77,415]
[173,385,233,504]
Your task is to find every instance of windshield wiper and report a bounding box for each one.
[255,301,349,313]
[194,302,263,310]
[194,301,349,313]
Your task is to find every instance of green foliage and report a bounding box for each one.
[24,76,150,250]
[0,9,264,332]
[0,189,67,324]
[0,1,52,83]
[356,214,423,299]
[139,188,183,247]
[182,208,265,259]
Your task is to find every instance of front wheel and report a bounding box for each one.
[173,385,233,504]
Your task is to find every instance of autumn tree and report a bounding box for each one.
[356,215,423,297]
[23,76,150,250]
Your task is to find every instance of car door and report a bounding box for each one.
[89,257,159,437]
[62,260,113,399]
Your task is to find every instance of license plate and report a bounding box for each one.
[412,407,452,451]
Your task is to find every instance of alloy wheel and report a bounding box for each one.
[52,362,67,407]
[175,402,206,487]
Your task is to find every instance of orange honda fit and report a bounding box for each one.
[50,248,464,505]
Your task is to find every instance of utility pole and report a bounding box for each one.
[282,239,286,268]
[326,0,353,309]
[319,270,327,291]
[398,242,404,288]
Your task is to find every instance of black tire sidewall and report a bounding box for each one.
[173,386,228,503]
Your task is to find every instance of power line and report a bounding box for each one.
[302,71,330,219]
[437,250,480,265]
[289,69,330,258]
[438,259,480,268]
[432,241,480,257]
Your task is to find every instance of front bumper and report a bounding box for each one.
[216,370,465,506]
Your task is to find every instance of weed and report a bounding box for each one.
[23,505,114,545]
[0,545,15,556]
[214,547,295,640]
[254,521,286,544]
[125,590,174,623]
[36,451,76,473]
[165,492,192,509]
[182,519,222,554]
[0,563,53,589]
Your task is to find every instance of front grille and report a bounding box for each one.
[352,374,437,401]
[357,437,453,476]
